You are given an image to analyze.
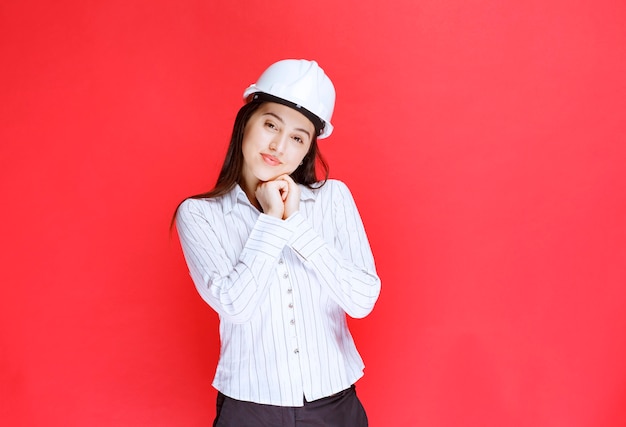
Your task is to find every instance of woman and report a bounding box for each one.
[175,59,381,426]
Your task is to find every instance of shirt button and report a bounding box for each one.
[283,272,289,279]
[278,259,284,264]
[287,288,293,293]
[290,319,295,325]
[294,349,299,354]
[288,303,293,308]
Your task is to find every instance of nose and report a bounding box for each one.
[269,134,287,153]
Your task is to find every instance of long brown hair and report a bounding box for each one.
[172,100,330,226]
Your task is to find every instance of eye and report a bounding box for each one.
[265,121,277,130]
[292,135,304,144]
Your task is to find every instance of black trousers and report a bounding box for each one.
[213,385,368,427]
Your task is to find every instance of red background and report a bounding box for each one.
[2,0,625,426]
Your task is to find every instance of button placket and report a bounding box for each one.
[278,258,299,356]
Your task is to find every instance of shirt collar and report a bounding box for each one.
[300,185,317,201]
[221,184,248,214]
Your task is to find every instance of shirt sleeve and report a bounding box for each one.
[176,198,290,324]
[285,181,381,318]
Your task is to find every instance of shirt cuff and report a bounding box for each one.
[285,211,327,260]
[242,213,293,259]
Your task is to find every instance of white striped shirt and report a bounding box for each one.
[176,179,381,407]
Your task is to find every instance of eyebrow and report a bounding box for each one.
[262,112,312,139]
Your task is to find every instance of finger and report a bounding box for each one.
[278,175,296,193]
[277,174,295,184]
[279,183,289,200]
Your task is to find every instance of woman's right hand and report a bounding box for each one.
[255,180,288,218]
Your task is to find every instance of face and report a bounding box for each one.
[240,102,315,192]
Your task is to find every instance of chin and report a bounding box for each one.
[255,167,292,182]
[255,171,282,182]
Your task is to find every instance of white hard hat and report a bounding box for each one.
[243,59,336,139]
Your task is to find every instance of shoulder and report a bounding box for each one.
[311,178,349,193]
[303,180,359,211]
[176,194,228,225]
[312,179,354,199]
[178,196,219,213]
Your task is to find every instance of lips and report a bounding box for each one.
[261,153,281,166]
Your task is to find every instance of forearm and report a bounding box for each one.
[286,211,381,318]
[177,202,292,323]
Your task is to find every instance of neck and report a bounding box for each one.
[239,179,261,210]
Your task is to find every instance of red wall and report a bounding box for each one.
[2,0,625,426]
